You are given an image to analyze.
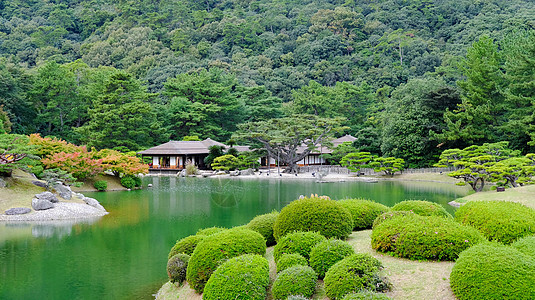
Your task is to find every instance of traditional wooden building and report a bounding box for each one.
[138,138,249,170]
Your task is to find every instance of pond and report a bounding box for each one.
[0,177,469,299]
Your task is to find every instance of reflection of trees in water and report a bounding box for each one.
[3,217,103,239]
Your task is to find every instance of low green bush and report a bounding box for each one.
[309,239,355,278]
[455,201,535,244]
[342,291,392,300]
[338,199,390,230]
[511,235,535,258]
[203,254,269,300]
[271,265,318,300]
[167,253,190,284]
[372,211,415,229]
[247,211,279,246]
[287,296,309,300]
[391,200,451,218]
[133,176,142,187]
[450,243,535,300]
[324,253,390,300]
[277,253,308,273]
[120,175,136,189]
[371,214,484,260]
[273,231,327,263]
[168,235,205,259]
[196,226,226,236]
[93,180,108,191]
[273,196,353,241]
[186,228,266,293]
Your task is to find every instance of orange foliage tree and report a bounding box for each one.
[93,149,148,176]
[42,149,104,180]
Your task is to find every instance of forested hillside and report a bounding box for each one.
[1,0,535,166]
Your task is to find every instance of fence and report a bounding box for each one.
[297,165,455,175]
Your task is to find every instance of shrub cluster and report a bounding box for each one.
[273,196,353,241]
[391,200,451,218]
[271,265,318,300]
[203,254,269,300]
[324,253,390,300]
[196,226,226,236]
[455,201,535,244]
[371,214,484,260]
[247,211,279,246]
[273,231,327,262]
[186,228,266,293]
[309,239,355,278]
[512,235,535,258]
[167,253,190,284]
[93,180,107,191]
[276,253,308,273]
[120,175,136,189]
[338,199,390,230]
[372,211,415,229]
[168,235,205,259]
[342,292,392,300]
[450,243,535,300]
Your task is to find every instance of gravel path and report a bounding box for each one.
[0,202,108,222]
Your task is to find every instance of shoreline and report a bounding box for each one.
[0,202,108,222]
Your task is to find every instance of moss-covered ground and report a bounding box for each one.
[454,184,535,209]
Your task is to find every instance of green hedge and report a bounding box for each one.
[371,214,484,260]
[93,180,107,191]
[455,201,535,244]
[247,211,279,246]
[168,235,205,259]
[277,253,308,273]
[309,239,354,279]
[203,254,269,300]
[273,231,327,263]
[324,253,390,300]
[338,199,390,230]
[511,235,535,258]
[167,253,190,284]
[391,200,451,218]
[450,243,535,300]
[186,228,266,293]
[342,291,392,300]
[196,226,227,236]
[120,175,136,189]
[271,265,318,300]
[273,196,353,241]
[372,211,415,229]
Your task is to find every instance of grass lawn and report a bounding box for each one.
[454,184,535,209]
[156,230,455,300]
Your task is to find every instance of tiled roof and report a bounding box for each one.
[138,138,249,155]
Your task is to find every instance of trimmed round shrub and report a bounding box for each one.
[372,211,415,229]
[450,243,535,300]
[167,253,190,284]
[277,253,308,273]
[309,239,355,278]
[338,199,390,230]
[273,196,353,241]
[247,211,279,246]
[273,231,327,263]
[133,176,142,187]
[120,175,136,189]
[324,253,390,300]
[391,200,451,218]
[186,228,266,293]
[93,180,107,191]
[271,265,318,300]
[196,226,226,236]
[455,200,535,244]
[371,214,485,260]
[168,235,205,259]
[203,254,269,300]
[512,235,535,258]
[342,292,392,300]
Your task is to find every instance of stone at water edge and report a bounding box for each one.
[32,180,47,188]
[5,207,31,215]
[52,183,72,200]
[35,191,59,203]
[240,168,255,176]
[82,197,106,212]
[0,178,6,188]
[32,198,54,210]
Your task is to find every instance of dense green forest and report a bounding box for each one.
[1,0,535,167]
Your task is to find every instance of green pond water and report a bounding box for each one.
[0,177,469,300]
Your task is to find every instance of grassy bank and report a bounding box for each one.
[454,184,535,209]
[156,230,455,300]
